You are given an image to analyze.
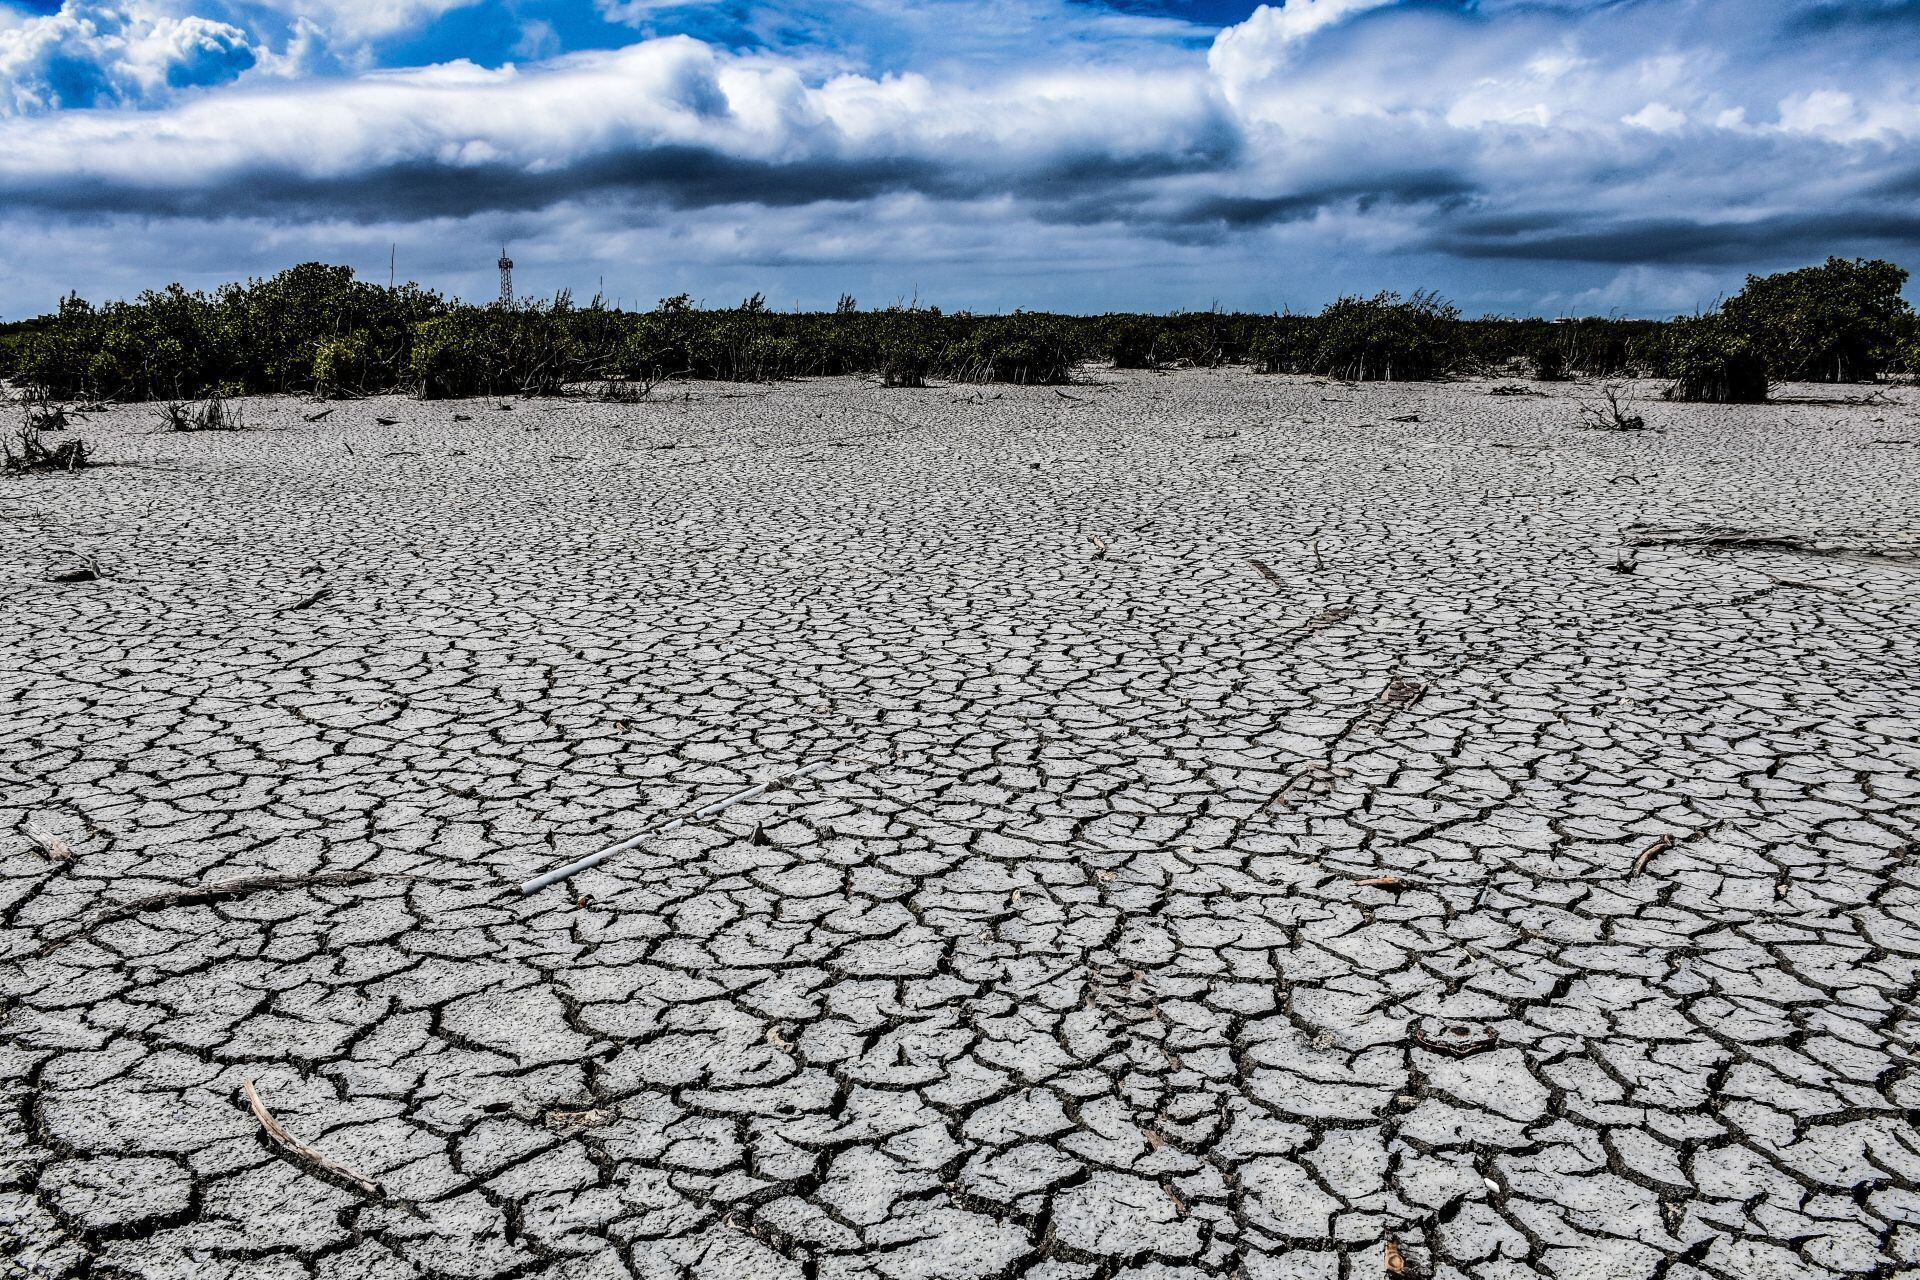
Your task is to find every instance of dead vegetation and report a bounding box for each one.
[4,397,90,472]
[543,1105,620,1135]
[586,370,681,403]
[156,396,245,432]
[1578,383,1652,431]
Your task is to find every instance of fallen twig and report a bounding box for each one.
[47,555,101,583]
[279,586,332,613]
[518,760,838,894]
[1631,833,1676,878]
[1409,1023,1499,1057]
[23,824,75,863]
[1760,573,1846,594]
[303,408,334,423]
[1248,558,1283,586]
[36,870,393,957]
[242,1079,381,1195]
[1624,523,1920,560]
[123,870,381,915]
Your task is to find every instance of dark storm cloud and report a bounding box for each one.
[2,0,1917,316]
[1438,210,1920,266]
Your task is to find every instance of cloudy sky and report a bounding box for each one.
[2,0,1917,318]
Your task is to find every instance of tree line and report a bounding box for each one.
[1,257,1911,404]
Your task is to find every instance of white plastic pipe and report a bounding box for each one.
[518,761,835,895]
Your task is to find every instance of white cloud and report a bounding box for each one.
[1562,265,1724,314]
[0,35,1232,197]
[238,0,481,42]
[0,2,256,114]
[512,18,560,61]
[1622,102,1686,133]
[1209,0,1398,88]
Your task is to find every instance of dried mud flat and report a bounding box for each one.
[3,370,1918,1280]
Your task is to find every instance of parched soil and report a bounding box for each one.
[3,370,1918,1280]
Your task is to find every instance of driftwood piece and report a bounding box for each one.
[1409,1023,1499,1057]
[1624,524,1920,561]
[24,824,75,863]
[279,586,332,613]
[243,1079,381,1194]
[1631,833,1676,878]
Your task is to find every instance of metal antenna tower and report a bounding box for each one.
[497,246,514,305]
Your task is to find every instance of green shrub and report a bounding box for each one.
[1663,319,1769,403]
[1305,291,1461,381]
[1104,317,1161,369]
[954,315,1080,384]
[12,266,445,400]
[1154,312,1252,366]
[714,319,801,382]
[313,330,374,397]
[1721,257,1913,383]
[877,312,939,387]
[411,304,578,399]
[619,295,715,381]
[1249,317,1312,374]
[1531,340,1569,381]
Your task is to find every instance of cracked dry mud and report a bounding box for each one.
[3,370,1918,1280]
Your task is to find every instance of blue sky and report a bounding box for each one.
[2,0,1918,317]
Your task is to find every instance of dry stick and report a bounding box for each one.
[1248,558,1284,586]
[124,870,380,914]
[242,1080,381,1195]
[23,824,75,863]
[1631,833,1676,878]
[36,870,429,958]
[518,760,836,895]
[279,585,332,613]
[1759,573,1846,594]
